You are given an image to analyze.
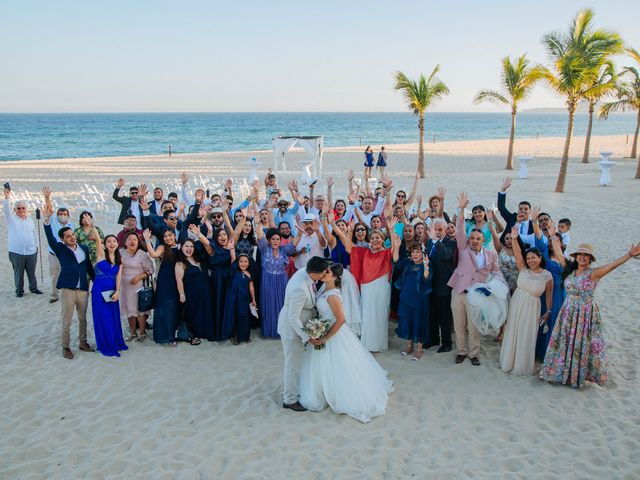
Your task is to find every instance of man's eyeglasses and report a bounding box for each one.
[130,191,139,195]
[212,214,223,219]
[167,216,177,221]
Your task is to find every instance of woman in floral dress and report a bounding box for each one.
[540,243,640,388]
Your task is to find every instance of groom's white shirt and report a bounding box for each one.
[277,268,316,344]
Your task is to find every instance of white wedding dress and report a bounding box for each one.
[299,290,393,423]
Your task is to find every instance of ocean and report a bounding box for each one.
[0,112,636,161]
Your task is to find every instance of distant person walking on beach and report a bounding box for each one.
[377,146,388,177]
[364,146,374,177]
[3,185,42,298]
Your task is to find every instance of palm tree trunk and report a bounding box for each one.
[582,103,594,163]
[417,114,425,178]
[631,109,640,159]
[506,111,516,170]
[635,152,640,179]
[555,101,576,193]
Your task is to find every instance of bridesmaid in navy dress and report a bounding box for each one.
[222,254,257,343]
[201,228,236,341]
[175,235,210,345]
[144,229,180,346]
[90,229,128,357]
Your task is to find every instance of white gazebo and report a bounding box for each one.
[272,136,323,179]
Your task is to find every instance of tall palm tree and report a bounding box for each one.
[539,8,623,192]
[581,61,618,163]
[394,66,450,178]
[600,48,640,179]
[474,55,544,170]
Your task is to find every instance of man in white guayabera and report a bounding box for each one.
[277,256,331,412]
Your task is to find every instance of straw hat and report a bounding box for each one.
[569,243,596,262]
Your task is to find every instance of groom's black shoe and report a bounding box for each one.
[283,402,307,412]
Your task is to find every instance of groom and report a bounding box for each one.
[278,256,331,412]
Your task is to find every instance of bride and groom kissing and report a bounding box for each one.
[277,257,393,424]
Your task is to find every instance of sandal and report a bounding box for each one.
[401,345,414,356]
[412,348,424,361]
[136,333,147,343]
[190,337,201,346]
[125,333,138,342]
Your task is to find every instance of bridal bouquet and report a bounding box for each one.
[303,319,331,350]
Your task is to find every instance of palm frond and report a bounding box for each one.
[474,89,509,106]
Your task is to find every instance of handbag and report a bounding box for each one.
[137,278,155,311]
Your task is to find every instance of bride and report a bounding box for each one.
[299,263,393,423]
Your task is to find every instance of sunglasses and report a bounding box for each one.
[212,214,223,219]
[354,228,367,232]
[130,191,139,195]
[167,216,177,220]
[396,194,406,198]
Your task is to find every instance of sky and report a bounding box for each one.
[1,0,639,113]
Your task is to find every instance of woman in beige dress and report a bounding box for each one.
[500,226,553,376]
[119,232,154,342]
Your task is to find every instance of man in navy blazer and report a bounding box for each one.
[43,203,95,360]
[497,178,535,248]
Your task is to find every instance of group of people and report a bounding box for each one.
[3,167,639,403]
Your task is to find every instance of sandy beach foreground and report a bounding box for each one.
[1,134,639,479]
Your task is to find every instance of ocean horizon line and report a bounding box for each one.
[0,110,635,115]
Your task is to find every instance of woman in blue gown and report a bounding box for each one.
[255,224,302,338]
[202,228,235,341]
[144,229,180,346]
[90,230,128,357]
[175,236,209,345]
[222,254,257,343]
[533,221,567,359]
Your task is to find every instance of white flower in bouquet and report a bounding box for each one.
[303,319,331,350]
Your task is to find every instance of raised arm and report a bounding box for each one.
[326,177,334,214]
[591,244,640,282]
[93,226,105,262]
[142,229,165,259]
[530,206,542,239]
[189,224,213,256]
[547,223,567,269]
[112,178,125,203]
[334,221,354,253]
[455,193,470,250]
[511,226,525,272]
[231,211,247,244]
[486,210,502,252]
[497,178,514,222]
[324,215,337,249]
[404,171,420,208]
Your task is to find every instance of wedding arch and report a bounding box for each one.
[272,136,324,180]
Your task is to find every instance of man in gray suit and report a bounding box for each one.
[277,256,331,412]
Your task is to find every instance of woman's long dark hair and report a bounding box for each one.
[176,239,205,267]
[79,210,94,227]
[161,230,177,263]
[240,218,257,245]
[329,262,343,289]
[351,222,370,244]
[103,235,122,266]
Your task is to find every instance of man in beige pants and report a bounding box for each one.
[42,200,95,359]
[447,193,503,366]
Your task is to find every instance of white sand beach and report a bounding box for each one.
[1,134,639,479]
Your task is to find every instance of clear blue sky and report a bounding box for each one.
[1,0,638,113]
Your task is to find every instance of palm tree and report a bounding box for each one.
[581,61,618,163]
[394,66,450,178]
[600,48,640,179]
[539,8,623,192]
[474,55,543,170]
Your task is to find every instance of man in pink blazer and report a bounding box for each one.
[447,193,503,366]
